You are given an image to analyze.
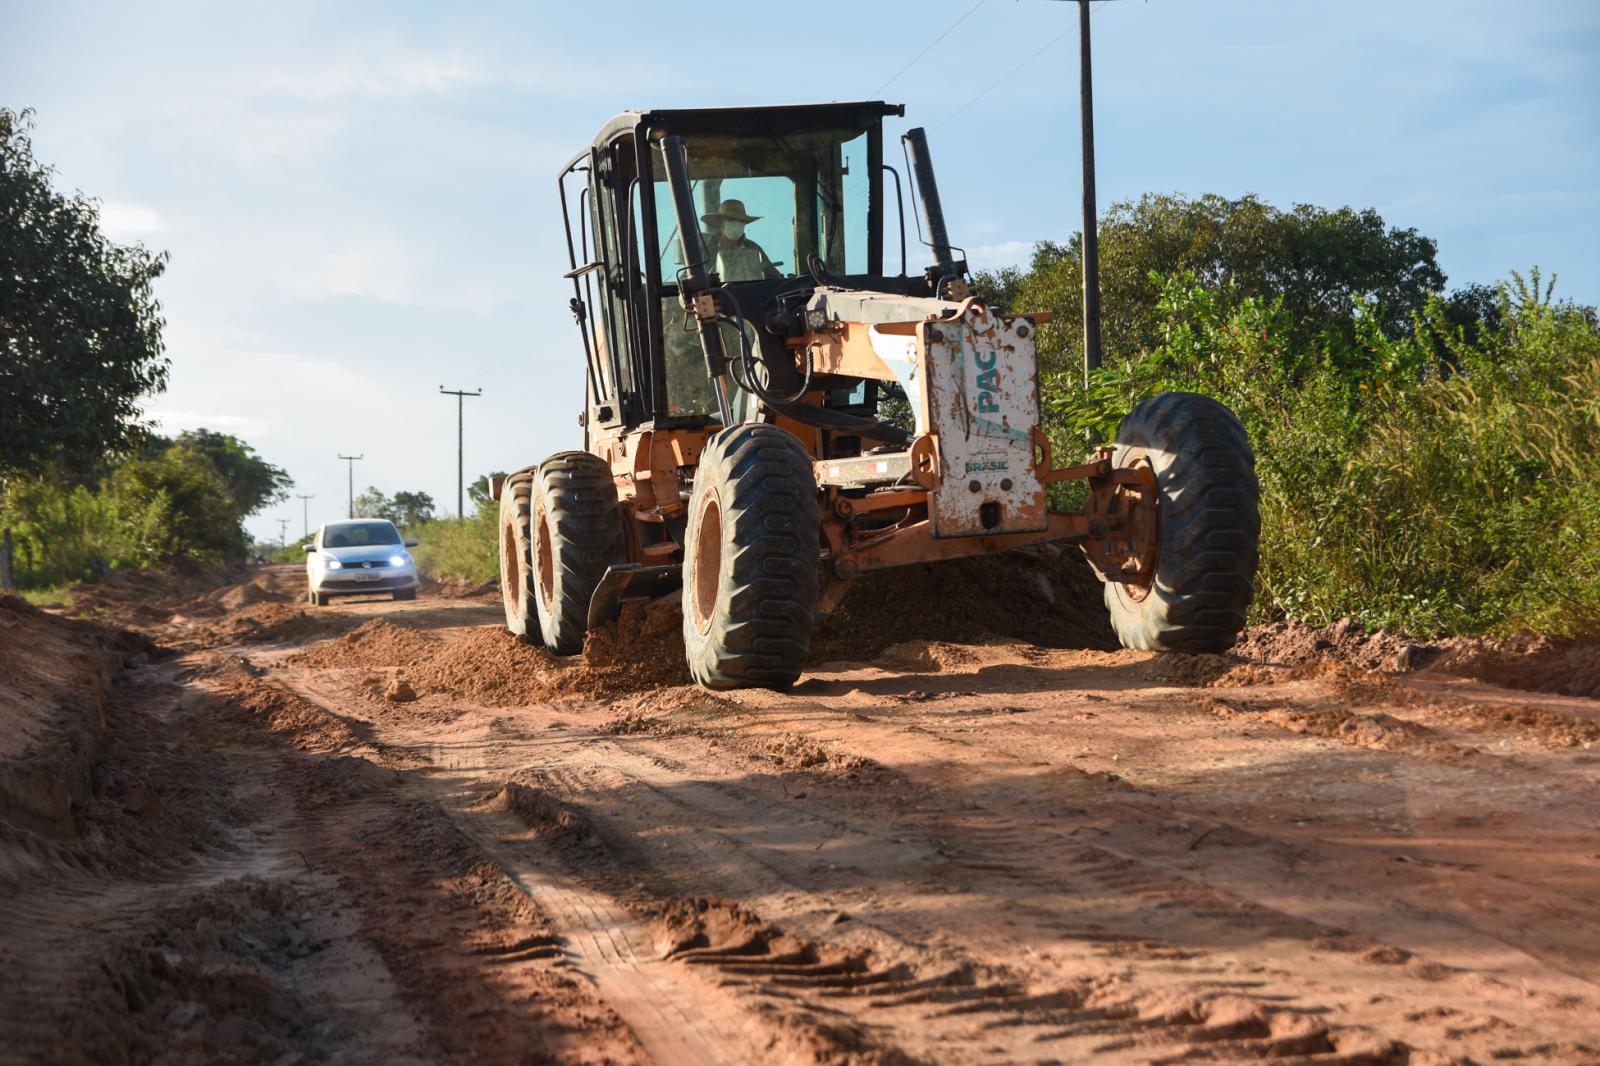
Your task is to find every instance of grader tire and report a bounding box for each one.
[529,452,625,656]
[498,470,539,641]
[1103,391,1259,653]
[682,424,820,691]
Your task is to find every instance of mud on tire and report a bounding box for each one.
[1103,391,1260,653]
[529,452,625,656]
[682,424,821,691]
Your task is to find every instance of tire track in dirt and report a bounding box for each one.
[42,568,1594,1063]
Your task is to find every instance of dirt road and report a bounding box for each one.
[3,563,1598,1064]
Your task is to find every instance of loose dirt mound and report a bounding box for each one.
[190,602,346,646]
[810,545,1116,664]
[287,619,439,668]
[404,628,565,705]
[1431,632,1600,701]
[199,570,295,612]
[400,600,691,706]
[1233,619,1600,702]
[580,598,693,691]
[73,876,338,1064]
[0,595,158,837]
[59,562,241,625]
[1234,618,1437,672]
[420,575,498,601]
[652,897,774,959]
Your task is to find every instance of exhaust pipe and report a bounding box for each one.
[901,127,967,297]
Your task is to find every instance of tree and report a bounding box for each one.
[388,490,435,529]
[986,193,1447,375]
[171,429,291,518]
[352,486,391,520]
[109,448,238,562]
[1,108,169,586]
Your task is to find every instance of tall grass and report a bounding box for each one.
[410,509,498,584]
[1049,270,1600,637]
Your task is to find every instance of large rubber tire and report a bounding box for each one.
[1102,391,1260,652]
[498,470,539,641]
[529,452,625,656]
[682,424,820,691]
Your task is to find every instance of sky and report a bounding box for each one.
[5,0,1597,545]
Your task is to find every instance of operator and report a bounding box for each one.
[701,199,782,282]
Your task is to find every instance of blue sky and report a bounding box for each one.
[5,0,1597,543]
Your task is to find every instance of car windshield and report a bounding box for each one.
[323,522,401,548]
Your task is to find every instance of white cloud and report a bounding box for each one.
[97,201,164,238]
[302,236,420,305]
[146,408,264,434]
[259,57,478,101]
[967,240,1035,270]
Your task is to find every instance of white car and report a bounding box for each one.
[304,519,419,606]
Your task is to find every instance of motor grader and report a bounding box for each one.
[493,102,1259,690]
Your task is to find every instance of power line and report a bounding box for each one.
[934,27,1073,130]
[337,454,364,519]
[439,387,482,520]
[872,0,988,97]
[934,0,1118,131]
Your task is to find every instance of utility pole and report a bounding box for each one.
[295,493,314,540]
[276,517,290,548]
[1077,0,1103,385]
[439,386,482,520]
[338,454,363,519]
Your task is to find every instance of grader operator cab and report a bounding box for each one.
[494,102,1260,690]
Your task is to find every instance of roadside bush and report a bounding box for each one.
[1046,269,1600,637]
[410,509,498,585]
[3,431,287,588]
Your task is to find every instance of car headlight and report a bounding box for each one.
[325,557,343,569]
[389,554,408,567]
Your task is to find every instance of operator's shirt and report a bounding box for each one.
[708,234,781,283]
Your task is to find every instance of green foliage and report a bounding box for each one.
[1051,268,1600,637]
[350,486,436,528]
[171,429,291,518]
[389,490,436,528]
[1007,193,1445,377]
[269,534,314,564]
[410,510,498,584]
[0,108,170,477]
[4,432,292,587]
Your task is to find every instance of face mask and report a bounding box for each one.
[723,221,746,241]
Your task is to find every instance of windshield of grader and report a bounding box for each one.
[648,127,869,417]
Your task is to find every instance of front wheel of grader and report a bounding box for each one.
[682,424,821,691]
[1102,391,1261,652]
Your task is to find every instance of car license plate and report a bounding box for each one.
[353,572,380,582]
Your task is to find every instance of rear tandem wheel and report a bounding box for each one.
[526,452,626,656]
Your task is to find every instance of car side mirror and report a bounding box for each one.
[404,538,418,548]
[303,543,316,552]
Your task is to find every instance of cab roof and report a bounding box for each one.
[587,100,905,153]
